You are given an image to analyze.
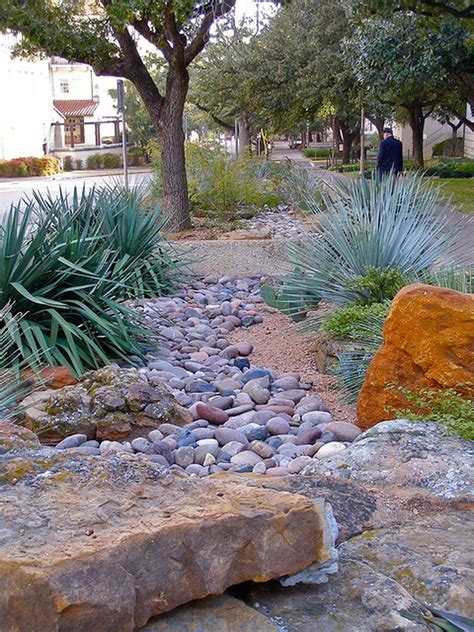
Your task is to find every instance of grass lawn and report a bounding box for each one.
[436,178,474,215]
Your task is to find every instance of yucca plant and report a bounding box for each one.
[28,183,183,299]
[0,199,151,376]
[269,173,468,315]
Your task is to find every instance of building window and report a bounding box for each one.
[60,79,69,94]
[64,117,85,146]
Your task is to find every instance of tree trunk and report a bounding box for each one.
[408,106,425,168]
[338,119,358,165]
[237,113,253,154]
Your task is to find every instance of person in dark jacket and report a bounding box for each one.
[377,128,403,176]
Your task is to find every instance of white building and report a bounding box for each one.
[464,105,474,159]
[0,34,121,163]
[391,116,464,161]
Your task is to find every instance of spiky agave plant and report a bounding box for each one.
[270,173,468,315]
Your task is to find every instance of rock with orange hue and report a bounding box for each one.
[40,365,78,388]
[357,284,474,429]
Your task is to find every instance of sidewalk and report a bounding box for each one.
[0,165,152,186]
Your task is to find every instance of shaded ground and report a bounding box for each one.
[229,309,356,424]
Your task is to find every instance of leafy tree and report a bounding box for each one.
[365,1,474,20]
[345,14,469,166]
[0,0,237,228]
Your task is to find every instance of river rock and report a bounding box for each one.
[0,449,333,631]
[324,421,361,442]
[195,403,229,425]
[314,442,347,459]
[357,284,474,429]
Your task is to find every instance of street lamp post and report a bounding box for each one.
[117,79,129,191]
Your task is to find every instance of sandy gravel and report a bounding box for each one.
[170,239,290,277]
[229,309,356,424]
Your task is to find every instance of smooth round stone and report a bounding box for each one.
[152,440,174,464]
[100,441,126,456]
[247,386,271,405]
[320,431,337,443]
[296,402,322,416]
[315,441,347,459]
[223,417,249,430]
[208,396,234,410]
[185,464,208,477]
[247,426,269,442]
[194,443,220,465]
[234,357,250,371]
[186,419,210,430]
[302,411,333,425]
[190,351,209,363]
[215,427,249,446]
[236,341,253,356]
[278,389,307,403]
[185,380,217,393]
[267,436,283,450]
[209,465,225,474]
[229,464,253,473]
[175,446,194,468]
[277,444,298,458]
[196,438,219,447]
[308,441,325,456]
[242,368,272,384]
[162,437,177,451]
[56,434,88,450]
[217,450,232,462]
[221,441,246,457]
[252,410,276,426]
[195,402,229,425]
[131,437,153,453]
[175,429,197,448]
[215,339,229,350]
[192,428,215,441]
[288,456,313,473]
[82,440,100,448]
[256,405,294,416]
[325,421,362,442]
[252,462,267,475]
[230,451,263,466]
[296,427,322,445]
[265,466,289,477]
[220,345,240,360]
[250,440,275,459]
[266,417,290,435]
[297,421,315,434]
[148,455,170,467]
[234,392,253,404]
[148,360,174,371]
[214,378,241,393]
[70,446,100,455]
[241,316,254,327]
[226,404,254,417]
[273,376,300,391]
[157,423,181,436]
[161,327,185,341]
[268,398,296,408]
[148,424,166,443]
[277,435,298,445]
[262,458,277,469]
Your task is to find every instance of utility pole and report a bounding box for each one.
[235,117,239,156]
[360,107,365,176]
[117,79,128,191]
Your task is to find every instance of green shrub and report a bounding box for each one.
[343,267,410,305]
[432,137,463,157]
[63,156,74,172]
[1,185,182,375]
[102,153,121,169]
[388,386,474,440]
[86,154,103,169]
[319,301,391,340]
[302,148,331,158]
[0,156,61,177]
[152,141,281,218]
[75,159,83,170]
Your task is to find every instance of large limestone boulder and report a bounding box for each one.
[0,446,334,631]
[300,420,474,502]
[21,365,192,445]
[357,284,474,429]
[247,512,473,631]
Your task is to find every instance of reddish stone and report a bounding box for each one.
[196,403,229,425]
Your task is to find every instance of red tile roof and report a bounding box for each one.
[53,100,99,117]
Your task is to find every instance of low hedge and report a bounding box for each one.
[0,156,61,177]
[302,148,332,158]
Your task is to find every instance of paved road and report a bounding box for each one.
[0,170,154,218]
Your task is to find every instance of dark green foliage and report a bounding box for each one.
[0,186,182,375]
[319,302,391,340]
[389,385,474,440]
[302,148,331,158]
[63,156,74,172]
[343,267,410,305]
[102,153,121,169]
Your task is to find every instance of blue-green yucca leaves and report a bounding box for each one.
[279,173,468,310]
[0,200,152,376]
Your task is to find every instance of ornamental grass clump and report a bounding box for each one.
[0,185,182,376]
[272,173,467,314]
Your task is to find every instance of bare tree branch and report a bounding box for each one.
[184,0,236,66]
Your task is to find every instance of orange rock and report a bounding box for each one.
[357,284,474,429]
[40,365,78,388]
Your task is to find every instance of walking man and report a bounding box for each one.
[377,127,403,176]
